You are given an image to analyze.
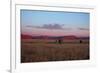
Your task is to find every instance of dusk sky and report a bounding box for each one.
[21,10,90,37]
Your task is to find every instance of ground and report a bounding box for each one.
[21,39,89,63]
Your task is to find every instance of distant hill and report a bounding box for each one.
[77,37,89,40]
[21,34,89,40]
[61,36,77,40]
[21,34,33,39]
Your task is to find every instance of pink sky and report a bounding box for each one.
[21,26,89,37]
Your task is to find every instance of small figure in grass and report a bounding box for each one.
[55,39,63,44]
[58,39,63,44]
[79,40,82,43]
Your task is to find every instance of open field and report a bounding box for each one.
[21,39,89,63]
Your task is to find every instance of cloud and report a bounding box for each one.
[78,28,89,31]
[42,24,63,29]
[25,24,76,31]
[26,24,71,30]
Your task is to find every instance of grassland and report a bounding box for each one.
[21,39,89,63]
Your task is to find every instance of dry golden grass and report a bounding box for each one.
[21,39,89,63]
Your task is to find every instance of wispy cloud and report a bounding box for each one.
[26,24,72,30]
[77,28,89,31]
[41,24,63,29]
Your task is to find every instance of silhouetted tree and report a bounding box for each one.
[58,39,63,44]
[55,38,63,44]
[79,40,82,43]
